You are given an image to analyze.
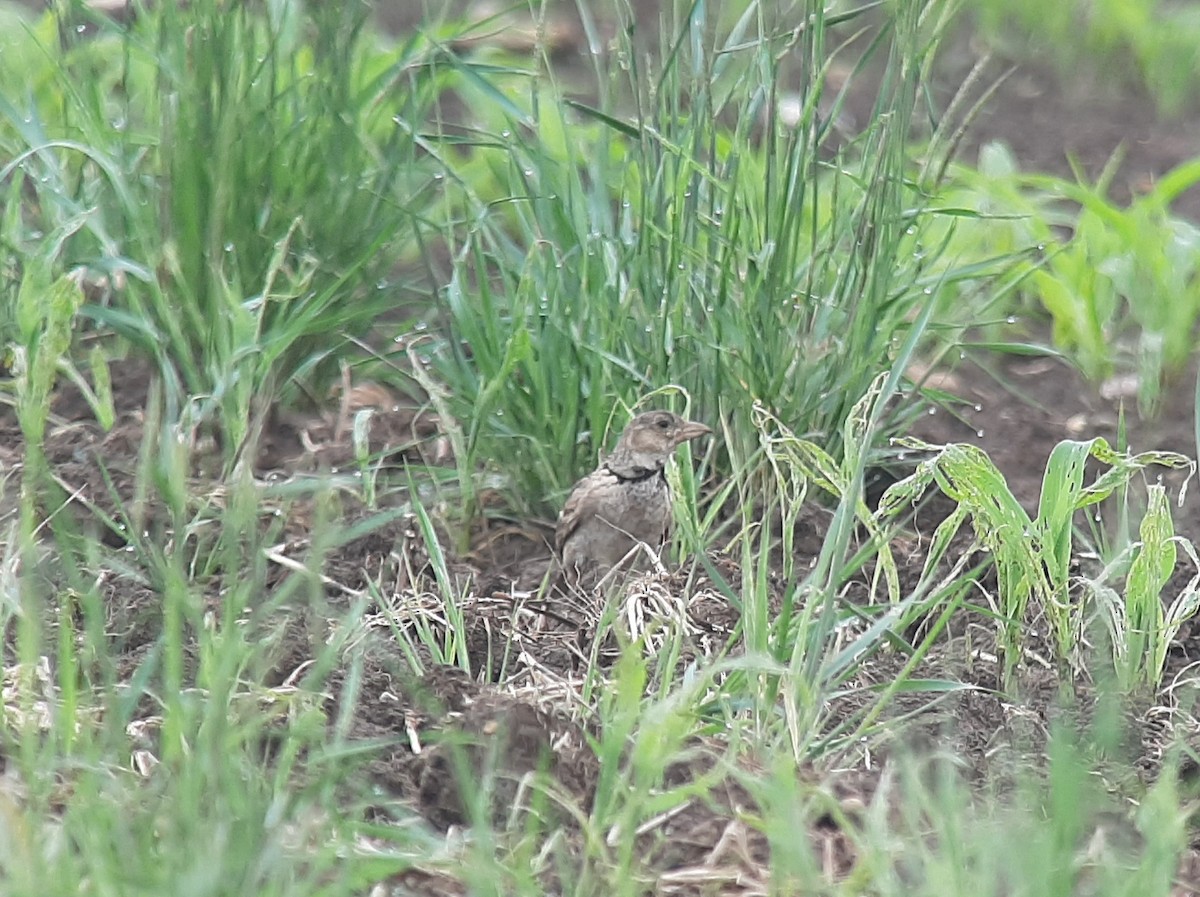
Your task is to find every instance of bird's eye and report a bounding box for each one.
[657,418,671,429]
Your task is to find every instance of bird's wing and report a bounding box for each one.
[554,468,616,556]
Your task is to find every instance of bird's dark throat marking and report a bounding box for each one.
[603,463,665,483]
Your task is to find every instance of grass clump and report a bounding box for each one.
[1,0,441,460]
[420,0,1016,523]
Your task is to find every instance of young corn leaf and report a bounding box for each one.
[887,436,1192,689]
[1125,484,1175,686]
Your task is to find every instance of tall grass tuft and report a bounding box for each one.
[421,0,1012,520]
[1,0,441,461]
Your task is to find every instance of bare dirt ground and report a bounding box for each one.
[5,3,1200,892]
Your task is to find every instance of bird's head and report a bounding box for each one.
[605,410,711,479]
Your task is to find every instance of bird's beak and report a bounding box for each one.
[674,420,712,444]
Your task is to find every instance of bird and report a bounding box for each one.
[555,410,712,585]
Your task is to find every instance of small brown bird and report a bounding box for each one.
[555,410,712,584]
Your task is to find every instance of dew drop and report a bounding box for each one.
[976,429,985,438]
[973,403,982,412]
